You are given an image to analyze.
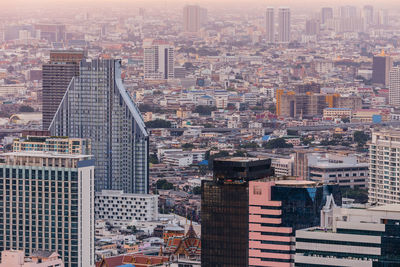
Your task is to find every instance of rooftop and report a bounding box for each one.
[2,151,91,159]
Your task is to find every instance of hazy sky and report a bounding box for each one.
[2,0,400,12]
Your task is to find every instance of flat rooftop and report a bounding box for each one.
[368,204,400,212]
[1,151,91,159]
[274,180,317,187]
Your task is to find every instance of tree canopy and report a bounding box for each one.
[264,138,293,149]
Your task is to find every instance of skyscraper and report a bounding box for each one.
[363,5,374,25]
[201,158,274,267]
[372,50,393,86]
[42,50,86,129]
[278,7,291,43]
[321,7,333,24]
[49,58,149,194]
[305,19,320,35]
[369,129,400,205]
[265,7,274,43]
[183,5,207,33]
[0,138,95,267]
[390,67,400,107]
[143,39,175,80]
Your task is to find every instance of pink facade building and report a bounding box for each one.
[248,179,342,267]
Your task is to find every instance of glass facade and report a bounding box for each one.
[0,165,79,267]
[49,59,149,193]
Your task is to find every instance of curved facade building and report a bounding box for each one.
[49,59,149,194]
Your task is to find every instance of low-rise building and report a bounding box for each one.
[295,204,400,266]
[323,107,352,120]
[0,250,63,267]
[95,190,158,227]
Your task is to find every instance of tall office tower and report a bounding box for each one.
[278,7,291,43]
[305,19,320,35]
[372,50,393,86]
[49,58,149,194]
[34,24,66,42]
[363,5,374,25]
[143,39,175,80]
[183,5,207,33]
[42,50,86,130]
[265,7,275,43]
[339,5,357,18]
[0,138,94,267]
[248,180,341,266]
[321,7,333,24]
[295,204,400,266]
[377,9,389,26]
[201,158,274,267]
[390,67,400,107]
[369,129,400,205]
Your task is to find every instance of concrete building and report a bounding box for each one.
[308,153,369,188]
[305,19,320,35]
[369,129,400,204]
[321,7,333,25]
[295,204,400,266]
[265,7,274,43]
[389,66,400,107]
[0,147,95,267]
[49,58,149,194]
[372,51,393,87]
[183,5,207,33]
[323,108,352,120]
[13,136,91,155]
[0,250,63,267]
[278,7,291,43]
[95,190,158,227]
[143,39,175,80]
[271,157,294,177]
[42,50,86,129]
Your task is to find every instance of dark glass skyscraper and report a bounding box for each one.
[201,158,274,267]
[49,58,149,194]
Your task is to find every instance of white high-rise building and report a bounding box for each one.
[183,5,207,33]
[143,39,175,80]
[369,129,400,204]
[265,7,274,43]
[389,66,400,107]
[0,141,95,267]
[278,7,291,43]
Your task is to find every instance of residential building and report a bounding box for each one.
[42,50,86,129]
[372,51,393,87]
[248,179,341,267]
[305,19,320,35]
[13,136,91,155]
[0,250,64,267]
[369,129,400,204]
[389,66,400,107]
[278,7,291,43]
[323,108,352,120]
[265,7,274,43]
[201,158,274,267]
[321,7,333,25]
[295,204,400,266]
[0,147,95,267]
[183,5,207,33]
[49,58,149,194]
[308,153,369,188]
[143,39,174,80]
[34,24,66,42]
[95,190,158,227]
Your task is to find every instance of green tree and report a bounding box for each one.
[233,150,246,157]
[156,179,174,190]
[182,143,195,150]
[19,105,34,112]
[264,138,293,149]
[149,153,159,164]
[145,119,171,128]
[354,131,369,147]
[192,186,201,195]
[194,105,217,116]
